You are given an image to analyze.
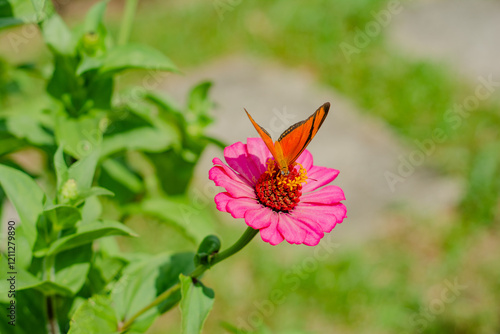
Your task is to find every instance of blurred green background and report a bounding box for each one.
[1,0,499,333]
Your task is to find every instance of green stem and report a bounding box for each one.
[118,0,139,45]
[119,284,181,332]
[212,227,259,265]
[46,296,60,334]
[43,255,60,334]
[120,227,258,332]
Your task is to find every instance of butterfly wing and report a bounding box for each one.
[277,102,330,167]
[245,109,279,160]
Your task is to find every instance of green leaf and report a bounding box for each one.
[0,0,22,29]
[21,280,74,296]
[188,81,212,114]
[78,186,114,200]
[25,245,91,296]
[0,0,53,29]
[98,159,139,204]
[0,164,44,266]
[6,114,54,145]
[43,204,82,231]
[67,143,100,189]
[112,252,195,332]
[101,158,143,193]
[87,75,113,109]
[45,220,137,256]
[101,126,176,158]
[139,197,214,244]
[0,15,22,29]
[96,236,121,257]
[100,44,178,74]
[78,41,180,74]
[143,83,211,194]
[80,195,102,225]
[46,55,80,107]
[0,136,26,156]
[122,100,182,138]
[68,295,119,334]
[143,91,186,137]
[55,113,103,159]
[87,250,126,294]
[146,150,199,195]
[41,13,76,55]
[12,259,74,296]
[30,0,50,20]
[54,245,92,295]
[186,81,214,131]
[54,145,69,191]
[57,147,104,204]
[76,56,103,75]
[144,91,183,116]
[83,0,107,34]
[180,274,215,334]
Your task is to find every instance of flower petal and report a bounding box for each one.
[246,137,272,176]
[209,160,255,198]
[295,149,313,170]
[294,203,347,233]
[224,141,261,185]
[303,229,325,246]
[294,211,325,246]
[298,215,325,246]
[300,185,346,204]
[214,192,232,212]
[211,157,250,183]
[259,212,284,245]
[244,206,273,229]
[302,166,340,193]
[277,214,307,244]
[226,197,261,218]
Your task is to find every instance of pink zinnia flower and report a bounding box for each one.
[209,138,346,246]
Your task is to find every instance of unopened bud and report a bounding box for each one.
[61,179,79,202]
[81,31,100,55]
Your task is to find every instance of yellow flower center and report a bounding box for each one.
[255,159,308,212]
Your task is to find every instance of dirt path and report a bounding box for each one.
[388,0,500,81]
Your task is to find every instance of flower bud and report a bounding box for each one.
[81,31,100,55]
[61,179,79,202]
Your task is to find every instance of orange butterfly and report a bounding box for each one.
[245,102,330,175]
